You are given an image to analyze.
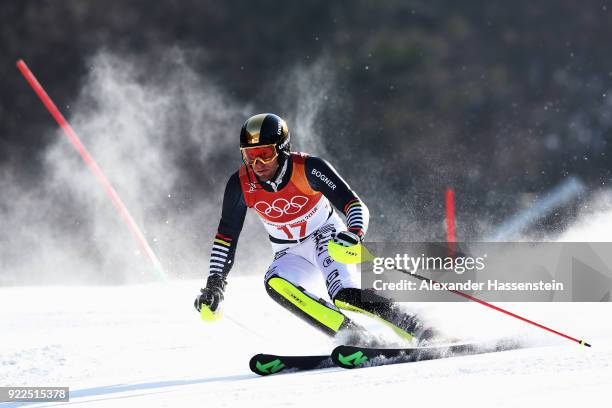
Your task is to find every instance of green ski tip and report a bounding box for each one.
[255,359,286,374]
[337,351,368,367]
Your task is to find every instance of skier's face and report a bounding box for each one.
[242,145,279,181]
[251,157,279,181]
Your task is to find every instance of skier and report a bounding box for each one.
[194,113,428,342]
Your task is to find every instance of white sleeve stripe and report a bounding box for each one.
[346,211,362,221]
[212,244,229,252]
[346,214,363,223]
[346,204,362,213]
[347,211,362,220]
[346,210,362,218]
[346,213,363,220]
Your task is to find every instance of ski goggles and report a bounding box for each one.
[241,144,278,165]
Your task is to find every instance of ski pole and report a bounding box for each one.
[16,59,165,280]
[225,315,271,341]
[327,241,592,347]
[395,268,591,347]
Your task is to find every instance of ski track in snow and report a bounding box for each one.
[1,276,611,408]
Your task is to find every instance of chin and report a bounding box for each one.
[254,170,272,180]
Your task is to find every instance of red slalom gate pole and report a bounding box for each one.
[445,187,456,256]
[16,59,165,280]
[397,269,591,347]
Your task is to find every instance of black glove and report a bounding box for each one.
[332,230,362,247]
[194,273,227,313]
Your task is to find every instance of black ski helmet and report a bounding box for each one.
[240,113,290,153]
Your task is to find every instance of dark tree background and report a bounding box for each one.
[2,0,612,241]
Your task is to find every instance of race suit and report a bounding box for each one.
[207,151,369,301]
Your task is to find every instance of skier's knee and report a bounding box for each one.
[333,288,419,340]
[264,275,287,309]
[264,275,282,300]
[333,288,393,316]
[264,275,350,336]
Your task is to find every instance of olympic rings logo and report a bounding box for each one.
[254,196,309,218]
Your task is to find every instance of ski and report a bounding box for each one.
[249,353,332,376]
[331,339,521,369]
[250,339,522,375]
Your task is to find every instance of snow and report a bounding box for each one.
[2,276,611,408]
